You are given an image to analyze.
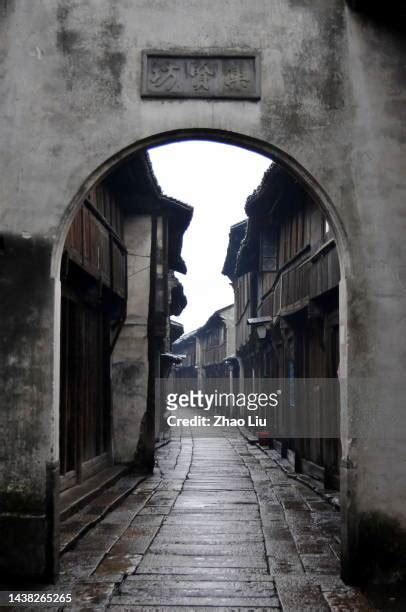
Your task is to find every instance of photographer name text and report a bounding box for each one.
[167,414,267,427]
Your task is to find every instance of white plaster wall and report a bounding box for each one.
[112,215,152,463]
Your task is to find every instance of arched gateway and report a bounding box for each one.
[0,0,404,587]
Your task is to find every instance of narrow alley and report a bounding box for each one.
[52,427,372,610]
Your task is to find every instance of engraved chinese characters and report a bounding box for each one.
[224,62,251,92]
[187,60,217,92]
[142,53,260,99]
[149,61,181,92]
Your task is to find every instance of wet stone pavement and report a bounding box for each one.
[52,429,373,610]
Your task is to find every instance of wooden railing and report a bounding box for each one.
[258,241,339,319]
[309,242,340,298]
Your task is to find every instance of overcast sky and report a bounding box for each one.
[148,141,270,332]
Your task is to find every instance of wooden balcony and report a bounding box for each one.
[258,240,339,319]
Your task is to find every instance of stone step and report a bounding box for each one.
[60,473,148,554]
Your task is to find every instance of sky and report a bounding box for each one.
[148,141,270,333]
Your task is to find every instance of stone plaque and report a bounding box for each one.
[141,51,261,100]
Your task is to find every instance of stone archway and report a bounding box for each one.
[51,128,353,580]
[53,130,351,281]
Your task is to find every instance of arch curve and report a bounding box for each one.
[51,126,352,582]
[51,128,351,283]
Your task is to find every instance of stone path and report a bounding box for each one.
[54,429,373,610]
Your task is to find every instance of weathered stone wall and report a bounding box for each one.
[0,0,405,582]
[0,236,59,580]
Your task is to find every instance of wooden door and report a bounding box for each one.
[59,295,112,491]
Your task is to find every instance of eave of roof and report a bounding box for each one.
[222,220,248,279]
[173,327,200,346]
[107,150,193,274]
[197,304,234,335]
[234,163,306,277]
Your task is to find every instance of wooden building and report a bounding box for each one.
[173,304,235,382]
[60,151,192,499]
[223,164,340,489]
[60,183,127,491]
[171,328,199,379]
[197,305,235,380]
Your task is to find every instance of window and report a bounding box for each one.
[260,226,278,272]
